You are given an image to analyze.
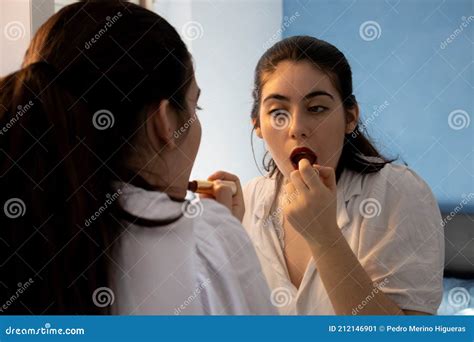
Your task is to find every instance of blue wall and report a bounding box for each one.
[282,0,473,213]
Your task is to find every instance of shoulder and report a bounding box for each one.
[362,163,438,210]
[243,175,272,200]
[350,163,442,238]
[195,198,254,252]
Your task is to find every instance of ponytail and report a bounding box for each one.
[0,62,113,314]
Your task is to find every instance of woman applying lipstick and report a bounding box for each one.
[242,36,444,315]
[0,1,274,315]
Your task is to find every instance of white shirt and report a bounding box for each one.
[111,182,276,315]
[243,163,444,315]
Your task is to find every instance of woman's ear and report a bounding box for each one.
[252,118,263,138]
[146,99,177,151]
[345,104,360,134]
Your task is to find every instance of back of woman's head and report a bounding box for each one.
[0,1,192,314]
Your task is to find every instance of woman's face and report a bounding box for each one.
[166,77,202,193]
[178,77,202,164]
[139,76,202,198]
[256,60,358,179]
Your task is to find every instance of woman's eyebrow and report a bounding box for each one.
[263,90,334,104]
[263,93,290,103]
[197,88,201,101]
[303,90,334,101]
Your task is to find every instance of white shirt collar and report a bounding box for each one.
[113,182,184,221]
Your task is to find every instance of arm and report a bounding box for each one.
[283,159,432,315]
[309,224,407,315]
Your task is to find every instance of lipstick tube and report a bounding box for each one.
[188,180,237,196]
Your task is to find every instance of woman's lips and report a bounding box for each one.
[290,147,317,170]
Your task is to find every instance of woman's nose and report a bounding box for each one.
[289,112,310,139]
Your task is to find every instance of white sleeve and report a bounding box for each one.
[357,166,445,314]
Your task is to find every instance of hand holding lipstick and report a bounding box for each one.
[283,158,339,249]
[198,171,245,222]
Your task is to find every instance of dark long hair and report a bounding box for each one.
[251,36,395,197]
[0,1,193,314]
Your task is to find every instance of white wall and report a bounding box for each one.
[0,0,53,76]
[1,0,283,184]
[155,0,283,184]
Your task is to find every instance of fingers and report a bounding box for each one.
[208,170,240,183]
[213,181,233,212]
[283,181,297,204]
[298,159,323,189]
[313,165,337,192]
[289,169,308,193]
[208,170,243,196]
[294,159,336,193]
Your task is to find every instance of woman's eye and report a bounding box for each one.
[308,106,327,113]
[269,109,291,129]
[269,109,290,117]
[196,105,203,111]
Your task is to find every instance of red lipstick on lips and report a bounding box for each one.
[290,147,317,170]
